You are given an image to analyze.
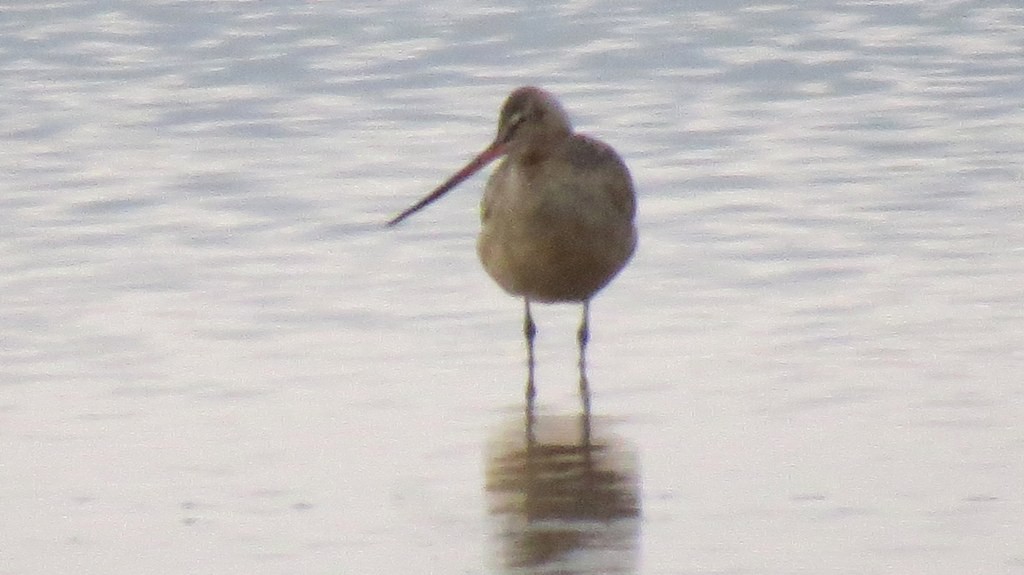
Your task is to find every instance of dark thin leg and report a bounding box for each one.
[579,386,593,449]
[579,403,593,453]
[524,299,537,429]
[577,300,591,419]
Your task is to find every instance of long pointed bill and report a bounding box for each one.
[386,141,506,227]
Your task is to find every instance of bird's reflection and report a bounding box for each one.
[485,410,641,574]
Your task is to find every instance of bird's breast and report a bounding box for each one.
[476,154,636,302]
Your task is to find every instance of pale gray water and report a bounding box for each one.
[1,1,1022,574]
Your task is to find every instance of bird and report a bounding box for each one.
[387,86,636,413]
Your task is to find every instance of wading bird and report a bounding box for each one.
[387,86,636,414]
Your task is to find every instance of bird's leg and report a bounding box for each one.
[524,298,537,426]
[578,301,592,417]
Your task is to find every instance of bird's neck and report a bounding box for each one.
[509,129,572,167]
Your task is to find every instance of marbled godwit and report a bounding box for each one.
[387,86,636,409]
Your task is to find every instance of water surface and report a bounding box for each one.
[2,1,1022,574]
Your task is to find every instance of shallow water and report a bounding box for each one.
[2,1,1022,574]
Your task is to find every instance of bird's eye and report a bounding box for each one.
[502,112,525,142]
